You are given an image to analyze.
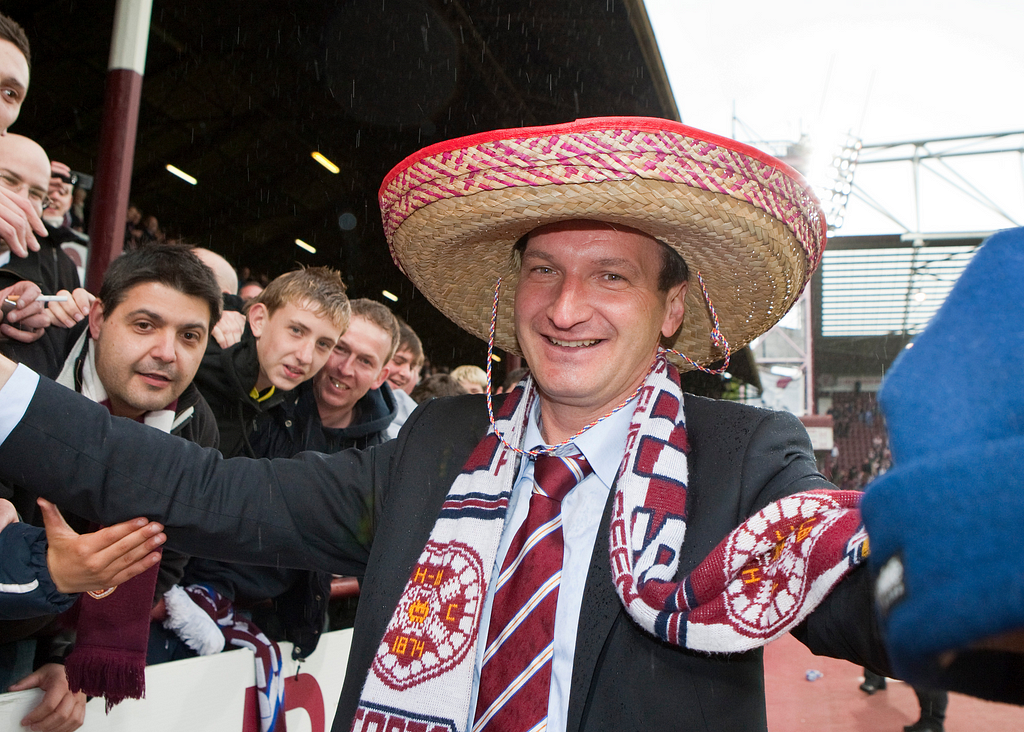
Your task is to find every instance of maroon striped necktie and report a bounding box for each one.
[473,452,593,732]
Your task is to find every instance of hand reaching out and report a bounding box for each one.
[44,288,95,328]
[40,498,166,595]
[1,281,50,343]
[0,497,17,530]
[0,186,46,259]
[212,309,246,349]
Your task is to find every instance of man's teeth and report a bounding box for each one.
[549,337,599,347]
[330,378,347,389]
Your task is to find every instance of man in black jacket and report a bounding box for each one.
[0,244,221,730]
[181,299,392,661]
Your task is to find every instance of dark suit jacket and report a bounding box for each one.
[0,377,887,732]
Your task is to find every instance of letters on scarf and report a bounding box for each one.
[352,355,868,732]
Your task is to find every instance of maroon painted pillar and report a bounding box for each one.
[85,0,153,292]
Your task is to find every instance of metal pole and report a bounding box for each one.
[803,287,815,415]
[85,0,153,292]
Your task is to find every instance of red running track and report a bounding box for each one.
[765,634,1024,731]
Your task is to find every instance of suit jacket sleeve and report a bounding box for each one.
[682,396,891,675]
[0,375,392,578]
[724,402,892,676]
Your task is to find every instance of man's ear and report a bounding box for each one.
[372,365,391,391]
[248,302,268,338]
[88,300,106,340]
[661,281,687,339]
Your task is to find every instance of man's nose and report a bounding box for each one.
[335,352,357,377]
[296,338,316,365]
[151,330,177,362]
[547,276,591,329]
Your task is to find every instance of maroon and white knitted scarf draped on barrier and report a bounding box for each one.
[351,355,867,732]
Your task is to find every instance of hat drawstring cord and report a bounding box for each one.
[663,270,732,375]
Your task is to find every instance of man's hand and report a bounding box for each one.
[49,162,71,182]
[8,663,86,732]
[212,309,246,349]
[44,288,94,328]
[0,497,17,530]
[0,187,46,259]
[1,281,49,343]
[40,498,165,595]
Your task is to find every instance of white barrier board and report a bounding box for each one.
[0,628,353,732]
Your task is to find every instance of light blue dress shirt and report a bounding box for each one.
[466,396,634,732]
[0,364,38,446]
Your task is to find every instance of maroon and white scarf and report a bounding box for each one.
[62,338,175,709]
[352,355,867,732]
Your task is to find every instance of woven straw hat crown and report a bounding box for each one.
[379,117,826,369]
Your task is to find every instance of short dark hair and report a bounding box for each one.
[395,321,424,366]
[0,14,30,70]
[349,298,400,364]
[513,223,689,293]
[656,240,689,292]
[98,245,223,330]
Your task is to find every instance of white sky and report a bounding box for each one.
[644,0,1024,236]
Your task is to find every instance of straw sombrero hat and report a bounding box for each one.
[379,117,826,369]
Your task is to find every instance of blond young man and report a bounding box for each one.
[192,266,349,458]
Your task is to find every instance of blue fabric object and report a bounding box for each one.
[861,227,1024,685]
[0,522,78,619]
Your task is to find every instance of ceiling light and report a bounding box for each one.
[490,354,502,362]
[311,151,340,174]
[382,290,398,302]
[165,164,197,185]
[295,239,316,254]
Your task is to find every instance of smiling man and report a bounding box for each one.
[310,298,398,440]
[0,134,80,295]
[192,266,349,458]
[0,119,924,732]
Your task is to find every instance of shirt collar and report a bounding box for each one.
[522,394,635,488]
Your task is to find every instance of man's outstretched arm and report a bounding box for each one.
[0,353,383,578]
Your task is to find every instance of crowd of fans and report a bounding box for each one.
[0,12,528,731]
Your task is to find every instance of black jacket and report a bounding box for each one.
[186,373,397,659]
[0,227,81,295]
[250,380,398,457]
[0,384,905,732]
[192,327,296,458]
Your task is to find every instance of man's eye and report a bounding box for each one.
[2,89,19,101]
